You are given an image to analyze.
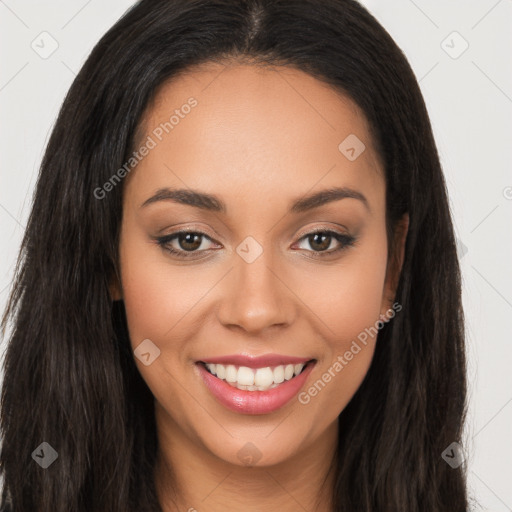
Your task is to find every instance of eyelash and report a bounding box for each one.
[155,228,357,260]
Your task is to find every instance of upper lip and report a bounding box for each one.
[197,354,315,369]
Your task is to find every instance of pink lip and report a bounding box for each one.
[198,353,312,369]
[196,360,316,415]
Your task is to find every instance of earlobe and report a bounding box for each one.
[380,212,409,319]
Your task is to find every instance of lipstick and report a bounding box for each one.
[196,357,316,414]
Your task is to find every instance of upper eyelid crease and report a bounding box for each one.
[157,226,350,244]
[140,186,370,214]
[155,228,356,259]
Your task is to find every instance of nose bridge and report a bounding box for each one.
[217,236,292,333]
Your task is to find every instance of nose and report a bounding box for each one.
[216,249,295,335]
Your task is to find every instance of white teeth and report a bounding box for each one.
[254,367,274,387]
[226,380,281,391]
[294,363,304,375]
[273,365,285,384]
[237,366,255,386]
[203,361,310,391]
[215,364,226,380]
[226,365,237,382]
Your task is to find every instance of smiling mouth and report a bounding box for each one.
[197,359,316,392]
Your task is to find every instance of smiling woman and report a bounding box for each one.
[0,1,469,512]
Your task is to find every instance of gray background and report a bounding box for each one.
[1,1,511,510]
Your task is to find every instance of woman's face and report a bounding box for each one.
[114,62,407,468]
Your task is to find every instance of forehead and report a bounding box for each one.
[125,62,384,211]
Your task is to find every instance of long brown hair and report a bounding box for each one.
[1,1,470,510]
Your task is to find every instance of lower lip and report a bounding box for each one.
[196,361,316,415]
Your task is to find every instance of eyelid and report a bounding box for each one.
[154,223,356,259]
[157,224,349,245]
[160,229,219,250]
[155,222,221,240]
[293,223,350,241]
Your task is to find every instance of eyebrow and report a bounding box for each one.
[140,186,370,214]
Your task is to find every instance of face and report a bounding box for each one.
[113,62,408,468]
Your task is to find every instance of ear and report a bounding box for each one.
[380,212,409,320]
[109,271,123,302]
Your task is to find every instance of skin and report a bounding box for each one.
[111,61,409,512]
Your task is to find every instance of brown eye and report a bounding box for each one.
[307,232,332,252]
[155,230,218,258]
[294,229,357,258]
[177,232,203,251]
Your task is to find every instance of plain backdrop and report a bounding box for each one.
[1,1,511,510]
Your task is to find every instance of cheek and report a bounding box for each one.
[324,259,386,342]
[118,225,211,348]
[302,231,388,349]
[292,229,388,417]
[118,230,212,407]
